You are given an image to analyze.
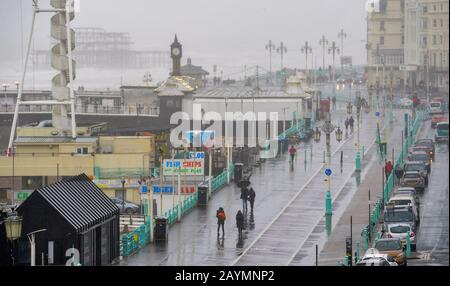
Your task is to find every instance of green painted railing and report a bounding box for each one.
[359,109,428,258]
[120,163,236,257]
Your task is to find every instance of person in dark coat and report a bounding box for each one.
[236,210,244,239]
[247,187,256,214]
[216,207,226,237]
[240,186,248,213]
[345,118,349,132]
[349,116,354,133]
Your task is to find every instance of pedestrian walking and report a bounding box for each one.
[289,145,297,164]
[216,207,226,237]
[240,185,248,213]
[385,160,393,180]
[332,96,337,110]
[349,116,354,133]
[247,187,256,214]
[345,117,349,132]
[394,163,404,185]
[236,210,244,239]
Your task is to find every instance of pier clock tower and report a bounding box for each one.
[170,35,182,76]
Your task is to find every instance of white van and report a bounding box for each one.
[429,101,443,114]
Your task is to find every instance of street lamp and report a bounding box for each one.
[121,177,126,212]
[314,115,340,215]
[346,102,353,115]
[335,126,343,142]
[4,211,22,266]
[2,83,9,106]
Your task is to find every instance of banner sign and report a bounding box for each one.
[163,159,204,176]
[152,185,196,194]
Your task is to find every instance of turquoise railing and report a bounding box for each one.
[120,163,236,257]
[359,109,428,255]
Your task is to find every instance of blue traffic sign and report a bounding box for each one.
[375,111,380,117]
[325,168,332,176]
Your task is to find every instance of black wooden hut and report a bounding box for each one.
[16,174,120,266]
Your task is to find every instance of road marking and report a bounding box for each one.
[229,132,353,266]
[286,123,386,266]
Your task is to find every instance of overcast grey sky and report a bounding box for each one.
[0,0,368,74]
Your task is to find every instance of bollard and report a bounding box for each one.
[345,255,349,266]
[355,151,361,172]
[406,231,411,258]
[362,146,365,159]
[325,191,332,215]
[356,241,360,262]
[340,151,343,165]
[304,149,307,164]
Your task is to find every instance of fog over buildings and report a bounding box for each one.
[0,0,368,88]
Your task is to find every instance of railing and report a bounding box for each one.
[0,103,160,116]
[211,163,234,193]
[360,109,428,254]
[120,163,235,257]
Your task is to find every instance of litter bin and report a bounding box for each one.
[234,163,244,184]
[197,182,208,206]
[154,216,168,241]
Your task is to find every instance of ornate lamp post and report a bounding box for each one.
[328,41,340,97]
[389,68,394,125]
[277,42,287,70]
[355,93,362,172]
[301,41,312,84]
[314,115,341,215]
[4,212,22,266]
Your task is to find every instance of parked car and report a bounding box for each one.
[388,195,420,223]
[111,197,141,214]
[435,122,449,142]
[429,101,443,114]
[394,187,419,204]
[403,161,429,184]
[407,151,431,172]
[431,116,448,128]
[374,238,407,266]
[409,146,433,163]
[415,138,435,158]
[385,223,416,251]
[382,205,417,235]
[357,249,398,266]
[401,171,426,192]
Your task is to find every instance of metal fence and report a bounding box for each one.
[119,162,235,257]
[360,109,427,254]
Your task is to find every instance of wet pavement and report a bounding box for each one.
[118,104,395,266]
[409,123,449,266]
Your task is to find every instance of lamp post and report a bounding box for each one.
[2,83,9,106]
[355,93,362,172]
[266,40,276,83]
[301,41,312,84]
[27,229,47,266]
[389,67,394,124]
[4,212,22,266]
[121,178,126,212]
[328,41,340,97]
[338,29,347,73]
[276,42,287,70]
[314,114,342,215]
[319,36,328,71]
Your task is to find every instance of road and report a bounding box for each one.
[118,104,394,266]
[409,120,449,266]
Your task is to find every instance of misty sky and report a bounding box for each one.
[0,0,368,81]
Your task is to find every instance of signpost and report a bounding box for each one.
[325,168,332,177]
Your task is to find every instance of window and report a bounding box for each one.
[433,35,437,45]
[441,35,443,44]
[380,21,385,31]
[402,35,404,45]
[77,147,88,154]
[440,19,443,27]
[380,36,385,45]
[433,19,437,27]
[433,4,436,11]
[423,5,427,13]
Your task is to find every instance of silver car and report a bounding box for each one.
[385,223,416,251]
